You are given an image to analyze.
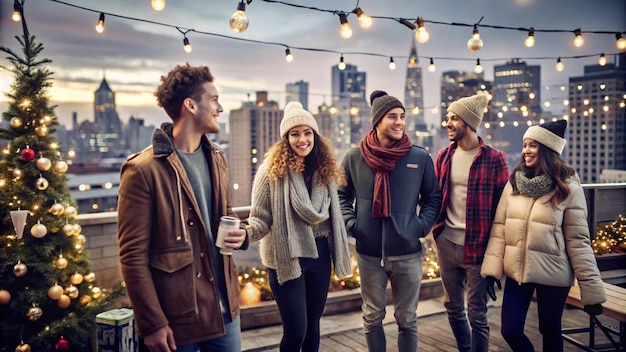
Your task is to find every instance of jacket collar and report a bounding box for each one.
[152,122,223,157]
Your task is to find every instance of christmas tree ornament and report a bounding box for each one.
[13,167,22,178]
[75,243,84,253]
[84,272,96,283]
[63,206,77,218]
[62,223,74,236]
[54,160,68,173]
[47,284,63,300]
[55,255,68,269]
[72,223,82,235]
[0,289,11,305]
[91,286,102,299]
[36,157,52,171]
[10,116,23,128]
[34,125,48,137]
[10,209,29,239]
[15,342,31,352]
[57,295,71,308]
[79,295,91,305]
[50,203,65,216]
[26,305,43,321]
[20,147,35,161]
[13,262,28,277]
[55,337,69,351]
[70,272,83,285]
[65,285,79,299]
[75,234,86,246]
[35,177,49,191]
[30,222,47,238]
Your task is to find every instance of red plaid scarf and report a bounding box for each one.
[359,130,412,218]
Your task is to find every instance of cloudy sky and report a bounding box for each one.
[0,0,624,128]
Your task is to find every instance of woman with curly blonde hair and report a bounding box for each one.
[242,101,352,352]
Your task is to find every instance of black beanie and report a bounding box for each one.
[370,90,404,129]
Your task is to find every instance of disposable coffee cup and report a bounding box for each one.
[216,216,240,255]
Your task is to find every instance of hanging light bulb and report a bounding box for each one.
[556,57,564,72]
[415,17,429,44]
[353,7,372,29]
[598,53,607,66]
[467,25,483,52]
[151,0,165,11]
[616,33,626,50]
[230,1,249,33]
[428,58,436,72]
[524,28,535,48]
[339,13,352,39]
[12,0,21,22]
[95,13,105,33]
[338,55,346,70]
[573,28,584,47]
[388,57,396,70]
[183,37,192,53]
[285,48,293,63]
[474,58,483,74]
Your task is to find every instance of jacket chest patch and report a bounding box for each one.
[406,163,419,169]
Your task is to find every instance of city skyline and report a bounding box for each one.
[1,0,624,129]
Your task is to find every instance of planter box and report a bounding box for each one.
[595,252,626,272]
[240,277,443,330]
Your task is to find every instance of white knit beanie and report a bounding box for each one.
[280,101,319,138]
[523,119,567,155]
[447,94,489,131]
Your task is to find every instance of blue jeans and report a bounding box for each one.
[357,252,422,352]
[175,315,241,352]
[268,237,331,352]
[436,236,490,352]
[501,276,570,352]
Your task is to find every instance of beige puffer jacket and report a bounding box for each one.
[481,177,606,306]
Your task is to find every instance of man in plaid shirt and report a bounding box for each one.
[433,94,509,352]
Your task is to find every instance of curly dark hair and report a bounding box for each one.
[264,132,345,186]
[155,63,214,120]
[510,142,576,208]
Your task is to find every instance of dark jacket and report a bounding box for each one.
[338,145,442,259]
[118,123,247,346]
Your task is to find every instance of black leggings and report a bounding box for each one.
[268,237,331,352]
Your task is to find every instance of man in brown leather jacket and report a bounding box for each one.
[118,64,248,352]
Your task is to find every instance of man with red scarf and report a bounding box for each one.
[338,90,441,352]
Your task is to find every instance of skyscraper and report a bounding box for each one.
[403,37,433,150]
[285,80,309,110]
[93,78,123,156]
[331,63,368,159]
[566,54,626,183]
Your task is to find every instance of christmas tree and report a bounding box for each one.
[0,3,122,351]
[592,211,626,255]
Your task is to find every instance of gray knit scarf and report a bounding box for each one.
[515,171,554,199]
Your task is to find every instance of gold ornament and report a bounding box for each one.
[75,234,86,246]
[36,157,52,171]
[64,206,77,218]
[79,295,92,305]
[26,306,43,321]
[12,168,22,178]
[70,272,84,285]
[84,272,96,283]
[13,262,27,277]
[47,284,63,300]
[35,177,49,191]
[54,160,68,173]
[34,125,48,136]
[72,223,82,235]
[30,223,47,238]
[0,289,11,305]
[15,342,31,352]
[57,294,70,308]
[55,256,68,270]
[92,286,102,299]
[65,285,79,299]
[62,223,74,236]
[10,116,23,128]
[50,203,64,216]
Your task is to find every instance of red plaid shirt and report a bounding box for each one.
[433,138,509,264]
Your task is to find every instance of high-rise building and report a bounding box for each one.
[566,54,626,183]
[228,92,282,206]
[404,37,432,150]
[331,63,368,159]
[286,80,309,110]
[93,78,124,156]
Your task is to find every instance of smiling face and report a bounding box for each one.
[444,113,469,142]
[375,107,405,148]
[522,138,541,169]
[287,125,315,161]
[188,82,223,134]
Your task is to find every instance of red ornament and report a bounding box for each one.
[21,147,36,161]
[55,337,69,351]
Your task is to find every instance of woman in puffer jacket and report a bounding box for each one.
[481,119,606,352]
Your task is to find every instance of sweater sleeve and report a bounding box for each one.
[481,182,511,279]
[243,162,273,242]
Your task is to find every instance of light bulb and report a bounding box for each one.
[229,2,249,33]
[151,0,165,11]
[598,53,606,67]
[388,57,396,70]
[12,1,21,22]
[285,48,293,62]
[467,27,483,52]
[474,59,483,74]
[183,37,192,53]
[428,58,436,72]
[338,55,346,70]
[354,8,372,29]
[339,14,352,39]
[415,17,429,44]
[573,29,584,47]
[524,28,535,48]
[95,13,105,33]
[616,33,626,50]
[556,57,564,72]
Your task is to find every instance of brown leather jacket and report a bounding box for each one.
[118,123,247,345]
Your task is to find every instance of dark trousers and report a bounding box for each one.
[500,276,570,352]
[268,237,331,352]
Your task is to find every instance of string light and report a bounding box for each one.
[338,13,352,39]
[338,54,346,70]
[616,33,626,50]
[428,58,436,72]
[12,0,22,22]
[353,7,372,29]
[598,53,606,66]
[573,28,584,47]
[151,0,165,11]
[388,57,396,70]
[95,13,105,33]
[467,24,483,52]
[285,48,293,62]
[474,58,483,74]
[183,37,191,53]
[415,17,429,44]
[230,1,249,33]
[399,18,416,31]
[525,28,535,48]
[556,57,564,72]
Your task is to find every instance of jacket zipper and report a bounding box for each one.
[518,198,535,284]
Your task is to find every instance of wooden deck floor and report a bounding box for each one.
[244,300,622,351]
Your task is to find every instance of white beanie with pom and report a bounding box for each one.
[280,101,319,138]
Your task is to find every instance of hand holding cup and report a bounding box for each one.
[216,216,244,255]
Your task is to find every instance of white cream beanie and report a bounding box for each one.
[279,101,319,138]
[523,119,567,155]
